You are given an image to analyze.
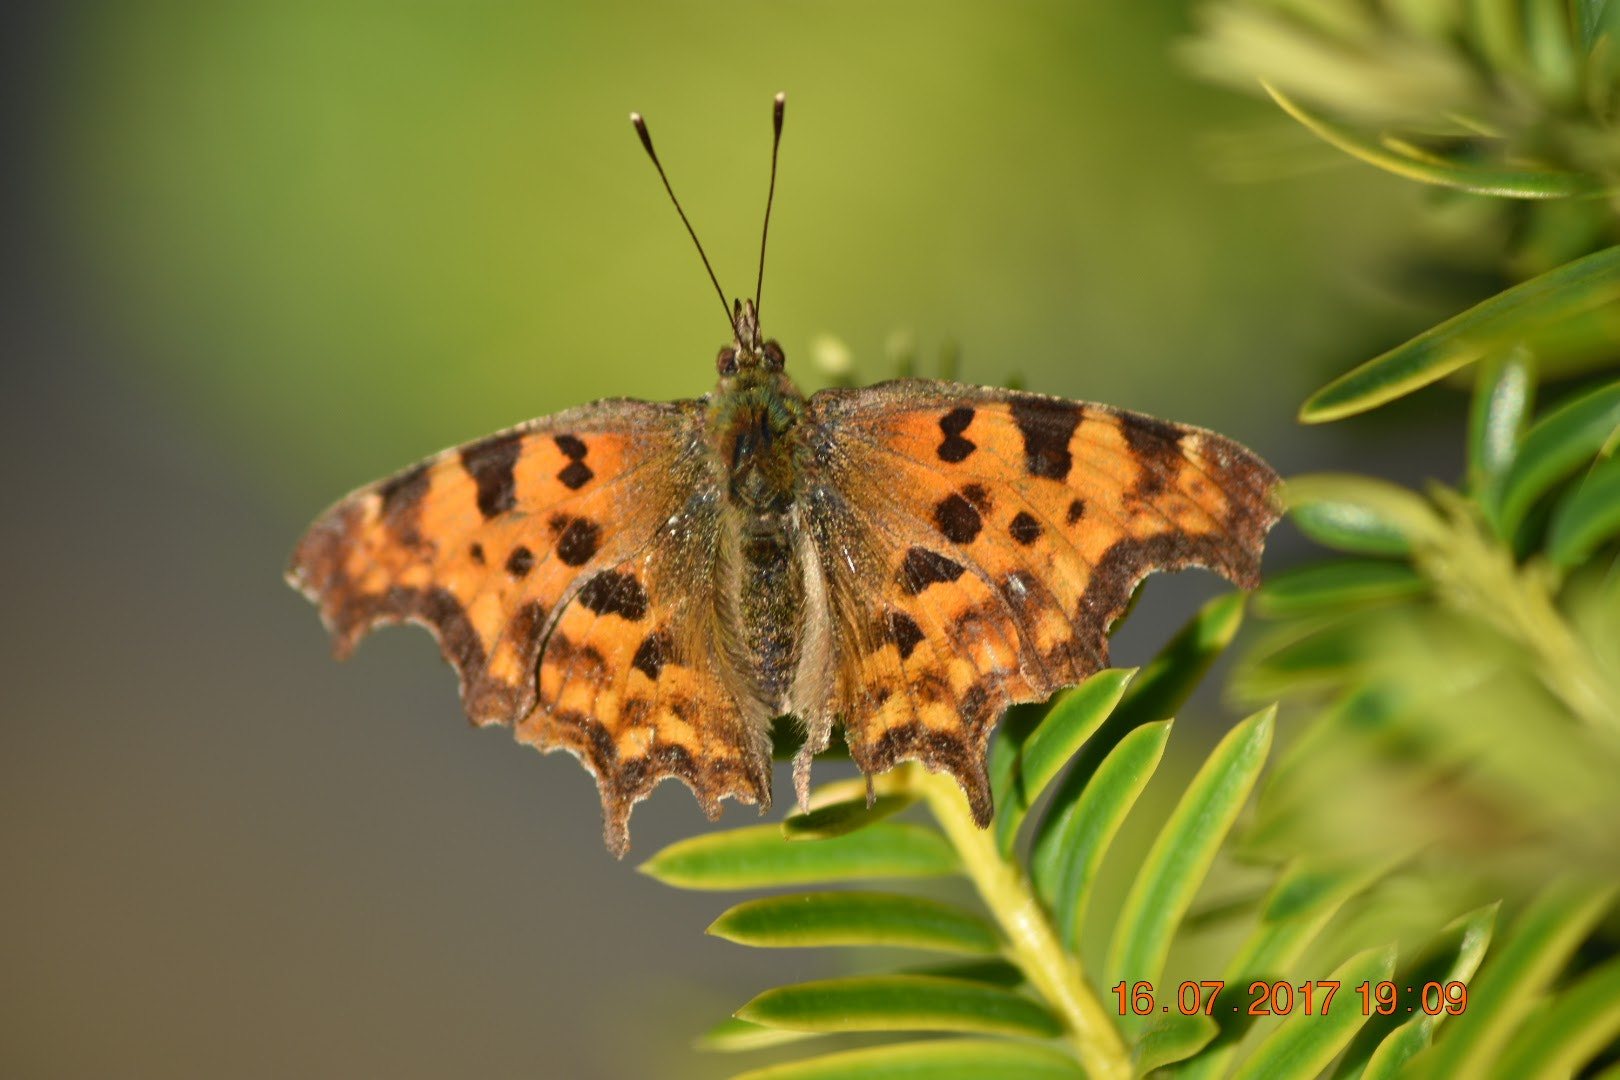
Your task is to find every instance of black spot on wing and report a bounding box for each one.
[937,406,976,463]
[1067,498,1087,525]
[960,483,992,512]
[542,631,608,681]
[508,600,550,658]
[632,631,670,679]
[932,493,983,545]
[554,433,595,488]
[577,570,648,621]
[1120,412,1186,456]
[899,548,966,595]
[469,542,486,565]
[374,462,431,547]
[1010,398,1081,481]
[558,461,594,490]
[554,516,603,567]
[377,462,430,517]
[1009,510,1043,545]
[506,546,534,578]
[884,611,925,660]
[1120,413,1186,498]
[554,433,594,490]
[461,432,522,518]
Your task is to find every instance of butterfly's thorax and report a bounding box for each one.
[714,373,807,514]
[707,365,816,708]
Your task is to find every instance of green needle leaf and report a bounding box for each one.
[1492,954,1620,1078]
[1248,860,1396,962]
[1173,856,1404,1080]
[987,702,1048,841]
[1231,609,1392,705]
[1357,903,1499,1079]
[1467,346,1535,499]
[727,1038,1085,1080]
[1546,449,1620,568]
[1420,877,1619,1078]
[1229,944,1397,1080]
[707,891,1000,955]
[1255,560,1428,617]
[1019,669,1136,804]
[1577,0,1614,48]
[994,667,1135,855]
[697,1017,816,1053]
[1105,707,1276,1007]
[1289,505,1414,557]
[1284,474,1449,555]
[1491,378,1620,536]
[1262,81,1605,200]
[1051,720,1173,951]
[782,793,916,840]
[1134,1013,1220,1073]
[1471,0,1533,78]
[1525,0,1581,103]
[735,975,1063,1038]
[1031,592,1246,902]
[1299,246,1620,423]
[641,823,958,890]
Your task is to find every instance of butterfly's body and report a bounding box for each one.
[289,99,1281,856]
[701,305,814,737]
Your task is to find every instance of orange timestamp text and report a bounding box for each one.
[1111,980,1469,1017]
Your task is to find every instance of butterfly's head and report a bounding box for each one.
[717,298,786,378]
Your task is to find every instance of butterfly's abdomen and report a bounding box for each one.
[735,523,805,705]
[708,377,818,710]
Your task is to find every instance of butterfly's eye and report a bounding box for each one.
[762,340,786,373]
[716,346,739,376]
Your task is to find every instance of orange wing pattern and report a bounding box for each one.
[287,399,770,855]
[800,380,1281,820]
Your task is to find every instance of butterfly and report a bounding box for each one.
[287,95,1281,856]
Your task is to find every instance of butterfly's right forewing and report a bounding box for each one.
[287,397,771,856]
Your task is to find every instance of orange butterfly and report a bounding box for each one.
[288,96,1281,856]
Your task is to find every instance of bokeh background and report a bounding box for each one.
[4,4,1449,1078]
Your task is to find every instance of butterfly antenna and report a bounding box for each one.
[754,92,786,320]
[630,110,735,335]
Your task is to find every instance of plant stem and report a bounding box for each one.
[1423,494,1620,735]
[913,767,1133,1079]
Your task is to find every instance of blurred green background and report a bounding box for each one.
[3,3,1438,1077]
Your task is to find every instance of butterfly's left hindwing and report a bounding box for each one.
[287,399,771,856]
[801,380,1281,822]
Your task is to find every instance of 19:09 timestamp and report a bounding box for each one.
[1112,980,1468,1017]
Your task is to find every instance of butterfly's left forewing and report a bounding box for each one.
[801,380,1280,821]
[288,398,770,855]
